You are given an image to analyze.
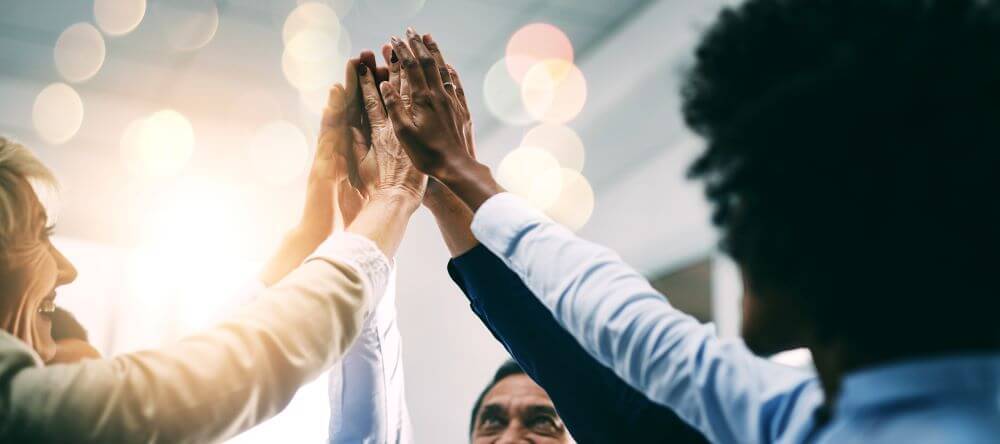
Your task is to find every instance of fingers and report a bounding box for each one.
[344,58,366,131]
[446,64,469,114]
[380,81,419,148]
[319,84,347,159]
[390,34,427,93]
[405,27,445,91]
[382,44,401,90]
[423,34,452,87]
[357,61,388,128]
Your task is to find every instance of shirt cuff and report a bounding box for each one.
[471,192,551,257]
[309,232,392,308]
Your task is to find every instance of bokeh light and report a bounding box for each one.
[521,124,585,172]
[54,23,106,83]
[120,110,195,178]
[521,60,587,124]
[282,27,351,91]
[94,0,146,36]
[505,23,574,83]
[153,0,219,51]
[537,168,595,231]
[33,83,84,145]
[247,120,309,185]
[283,2,341,45]
[496,147,562,209]
[299,0,355,16]
[484,57,536,125]
[229,90,285,127]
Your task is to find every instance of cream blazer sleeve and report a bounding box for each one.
[0,232,390,444]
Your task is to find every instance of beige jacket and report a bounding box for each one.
[0,232,390,444]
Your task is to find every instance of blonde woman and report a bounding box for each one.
[0,65,425,442]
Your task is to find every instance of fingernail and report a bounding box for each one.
[357,63,368,74]
[391,36,401,45]
[425,33,434,43]
[390,50,398,63]
[406,27,416,37]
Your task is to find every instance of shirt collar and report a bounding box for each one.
[836,353,1000,415]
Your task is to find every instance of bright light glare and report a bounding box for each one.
[54,23,106,83]
[522,60,587,124]
[496,147,562,209]
[248,121,309,185]
[120,110,195,178]
[505,23,574,83]
[154,0,219,51]
[484,57,536,125]
[128,178,256,333]
[283,2,341,44]
[538,168,594,231]
[33,83,84,145]
[94,0,146,36]
[282,28,351,91]
[521,124,585,172]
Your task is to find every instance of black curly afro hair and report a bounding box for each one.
[682,0,1000,355]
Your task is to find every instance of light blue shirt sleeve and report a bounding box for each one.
[328,267,413,444]
[470,193,819,444]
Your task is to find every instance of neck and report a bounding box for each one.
[807,344,845,404]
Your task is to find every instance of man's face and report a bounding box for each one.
[471,374,570,443]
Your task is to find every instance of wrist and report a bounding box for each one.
[369,189,422,214]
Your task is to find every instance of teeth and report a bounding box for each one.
[37,300,56,314]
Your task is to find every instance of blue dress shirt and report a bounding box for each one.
[470,192,1000,444]
[448,244,708,443]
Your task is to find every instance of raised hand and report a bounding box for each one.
[349,52,427,204]
[381,28,501,210]
[259,83,363,285]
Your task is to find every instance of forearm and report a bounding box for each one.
[3,237,385,443]
[469,193,813,443]
[328,268,412,443]
[435,158,503,212]
[425,189,479,257]
[259,228,324,286]
[347,194,419,258]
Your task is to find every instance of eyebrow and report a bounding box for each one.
[523,405,559,418]
[478,404,506,420]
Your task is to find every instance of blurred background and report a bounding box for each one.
[0,0,809,442]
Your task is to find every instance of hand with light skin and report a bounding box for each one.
[341,53,427,257]
[381,28,503,211]
[259,83,364,286]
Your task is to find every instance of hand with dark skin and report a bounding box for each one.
[381,28,503,211]
[379,36,479,254]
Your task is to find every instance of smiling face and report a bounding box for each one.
[0,175,77,362]
[471,374,570,444]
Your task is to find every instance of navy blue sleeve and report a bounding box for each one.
[449,244,707,444]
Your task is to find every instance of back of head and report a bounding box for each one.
[682,0,1000,357]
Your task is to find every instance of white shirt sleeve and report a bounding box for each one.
[327,266,413,444]
[470,193,817,444]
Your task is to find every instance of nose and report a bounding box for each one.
[50,244,77,286]
[493,427,529,444]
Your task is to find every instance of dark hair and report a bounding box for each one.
[682,0,1000,355]
[50,306,88,342]
[469,360,526,436]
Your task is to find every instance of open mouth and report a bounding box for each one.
[37,294,56,317]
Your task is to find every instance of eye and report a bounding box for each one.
[528,416,561,435]
[478,416,505,433]
[41,225,55,242]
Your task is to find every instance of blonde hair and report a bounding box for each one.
[0,137,57,247]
